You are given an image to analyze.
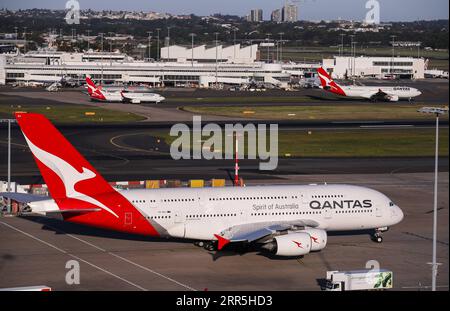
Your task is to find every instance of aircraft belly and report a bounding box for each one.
[184,221,223,240]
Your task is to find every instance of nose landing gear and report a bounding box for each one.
[372,233,383,243]
[372,227,389,243]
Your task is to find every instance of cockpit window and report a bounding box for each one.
[389,202,395,207]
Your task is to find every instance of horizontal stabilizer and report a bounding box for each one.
[45,208,102,214]
[0,192,49,203]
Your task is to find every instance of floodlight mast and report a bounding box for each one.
[418,106,448,291]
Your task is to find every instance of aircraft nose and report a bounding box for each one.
[395,206,404,223]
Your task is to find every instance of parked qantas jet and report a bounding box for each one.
[85,77,165,104]
[317,67,422,102]
[13,113,403,257]
[85,77,122,102]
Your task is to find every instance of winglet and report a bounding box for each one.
[214,234,230,250]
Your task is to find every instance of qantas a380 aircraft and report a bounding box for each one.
[14,113,404,257]
[86,77,165,104]
[317,67,422,102]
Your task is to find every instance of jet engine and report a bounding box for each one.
[301,228,327,251]
[386,95,399,102]
[262,232,312,256]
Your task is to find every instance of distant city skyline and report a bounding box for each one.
[0,0,448,22]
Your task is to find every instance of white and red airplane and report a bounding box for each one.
[85,77,122,102]
[317,67,422,102]
[85,77,165,104]
[13,112,404,257]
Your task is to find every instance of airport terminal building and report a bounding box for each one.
[0,45,291,88]
[0,46,428,87]
[323,56,425,79]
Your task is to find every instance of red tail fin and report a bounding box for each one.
[86,77,106,100]
[317,67,346,96]
[15,112,159,236]
[85,76,97,95]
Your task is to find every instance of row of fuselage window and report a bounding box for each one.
[148,213,237,220]
[209,196,299,201]
[251,211,321,216]
[311,195,344,199]
[147,209,374,220]
[133,195,300,204]
[336,209,373,214]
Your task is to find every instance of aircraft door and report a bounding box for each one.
[323,208,333,219]
[174,210,185,224]
[170,209,186,238]
[375,204,383,217]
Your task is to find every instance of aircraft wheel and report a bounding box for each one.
[203,242,216,251]
[194,241,204,247]
[372,234,383,243]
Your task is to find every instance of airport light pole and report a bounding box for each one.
[99,33,104,85]
[340,34,345,56]
[266,33,271,63]
[109,32,114,53]
[233,28,237,60]
[279,32,284,63]
[86,29,91,51]
[189,33,196,67]
[147,31,153,61]
[167,27,173,61]
[108,32,114,67]
[156,28,161,61]
[14,27,18,52]
[214,32,219,88]
[418,106,449,291]
[99,32,104,52]
[349,35,355,76]
[390,35,397,74]
[1,119,17,214]
[23,27,27,54]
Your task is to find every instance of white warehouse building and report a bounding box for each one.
[160,44,258,64]
[323,56,425,79]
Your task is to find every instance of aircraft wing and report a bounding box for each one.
[214,219,319,250]
[359,90,384,99]
[361,89,399,102]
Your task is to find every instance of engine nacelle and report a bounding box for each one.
[131,99,141,104]
[270,233,312,256]
[301,228,327,251]
[386,95,399,102]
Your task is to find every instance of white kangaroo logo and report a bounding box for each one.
[319,72,333,86]
[23,133,119,218]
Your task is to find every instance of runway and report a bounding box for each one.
[0,124,448,184]
[0,78,448,123]
[0,172,448,291]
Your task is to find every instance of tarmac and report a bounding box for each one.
[0,79,448,122]
[0,172,448,291]
[0,80,448,291]
[0,123,448,184]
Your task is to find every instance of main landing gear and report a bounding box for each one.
[194,241,216,251]
[371,227,389,243]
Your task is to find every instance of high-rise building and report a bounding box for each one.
[282,3,298,22]
[249,9,263,22]
[271,9,282,22]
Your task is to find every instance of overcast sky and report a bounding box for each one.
[1,0,448,21]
